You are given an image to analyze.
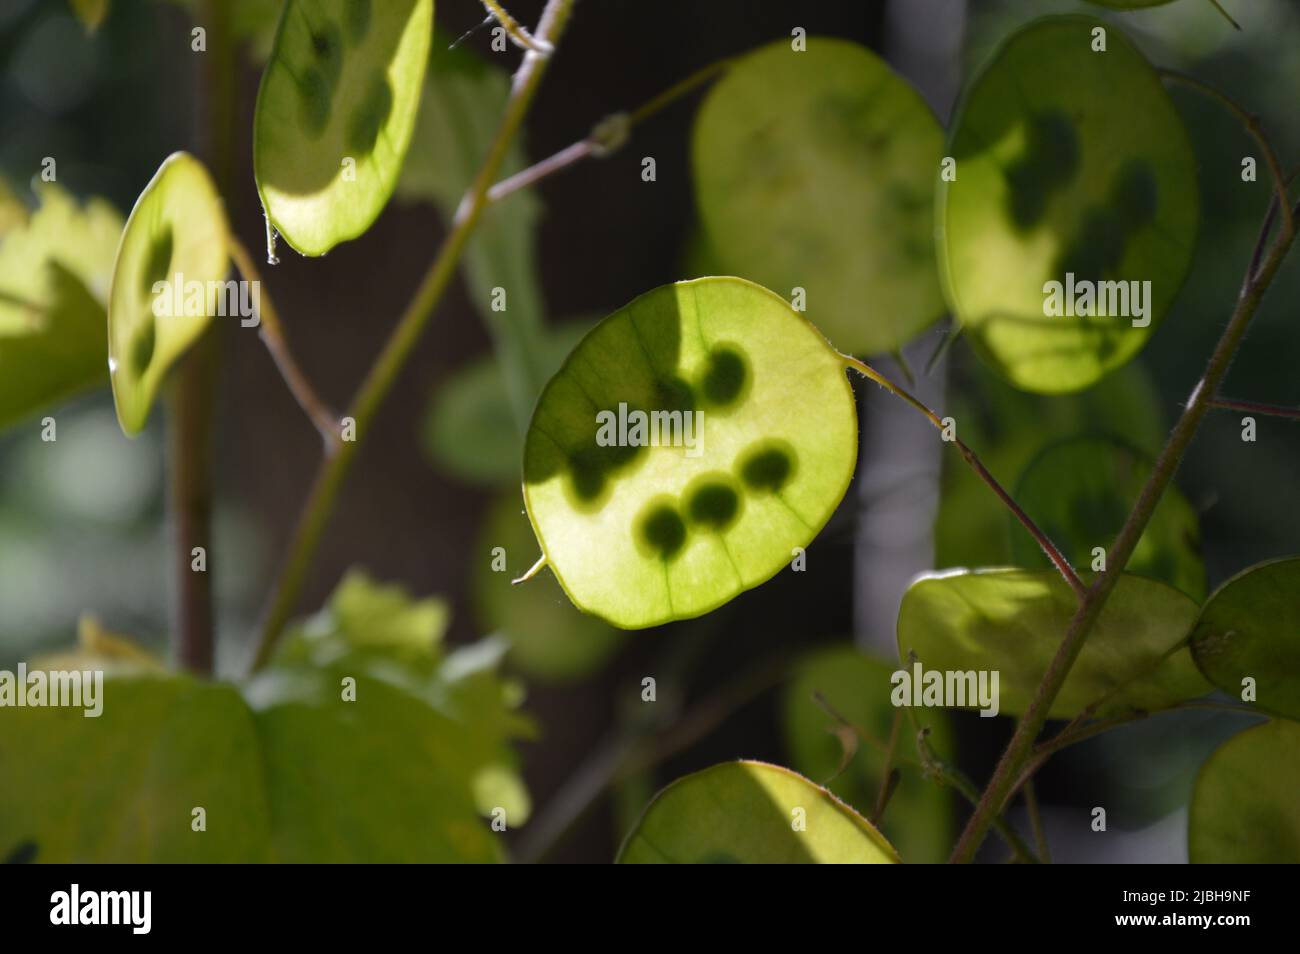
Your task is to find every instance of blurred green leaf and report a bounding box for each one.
[938,15,1198,392]
[1191,557,1300,722]
[108,152,229,435]
[782,646,953,863]
[898,569,1209,718]
[617,760,900,863]
[1010,436,1204,598]
[277,570,533,824]
[1189,720,1300,862]
[254,0,434,256]
[0,184,122,431]
[398,34,547,426]
[693,37,944,355]
[524,278,858,628]
[68,0,109,33]
[474,493,623,682]
[935,356,1163,569]
[423,320,592,486]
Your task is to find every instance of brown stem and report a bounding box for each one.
[228,238,340,449]
[249,0,577,671]
[486,58,735,205]
[950,216,1298,863]
[840,354,1086,599]
[1208,396,1300,420]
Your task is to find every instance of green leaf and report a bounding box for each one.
[617,760,899,863]
[935,357,1163,569]
[523,277,858,628]
[276,568,450,667]
[0,184,122,430]
[1010,436,1204,599]
[68,0,109,33]
[254,0,434,256]
[693,37,945,355]
[1189,720,1300,863]
[938,15,1198,393]
[397,35,547,426]
[474,493,624,682]
[0,672,503,862]
[107,152,230,435]
[275,570,533,825]
[423,320,592,486]
[1190,557,1300,722]
[3,568,534,862]
[897,569,1209,719]
[782,647,954,863]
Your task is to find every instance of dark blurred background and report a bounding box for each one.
[1,0,1297,862]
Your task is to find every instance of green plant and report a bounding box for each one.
[1,0,1297,864]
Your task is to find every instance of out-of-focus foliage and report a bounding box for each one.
[0,571,531,862]
[473,494,623,683]
[939,15,1198,392]
[935,356,1164,570]
[423,320,592,486]
[782,646,954,863]
[398,33,547,427]
[0,182,121,430]
[693,37,944,356]
[1010,436,1204,599]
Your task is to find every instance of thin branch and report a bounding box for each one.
[249,0,577,671]
[840,353,1087,600]
[871,708,903,824]
[480,0,553,54]
[1159,69,1294,242]
[950,207,1299,861]
[486,58,735,205]
[228,238,340,450]
[1209,396,1300,420]
[1023,777,1050,864]
[817,694,1041,863]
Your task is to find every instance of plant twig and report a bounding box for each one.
[228,238,340,449]
[249,0,577,671]
[1208,396,1300,420]
[840,353,1086,600]
[1158,69,1294,242]
[871,708,903,824]
[486,58,735,205]
[480,0,553,54]
[1022,776,1051,864]
[168,0,235,676]
[950,208,1298,863]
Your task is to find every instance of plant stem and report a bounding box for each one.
[169,0,234,675]
[949,211,1298,864]
[1023,777,1050,864]
[871,708,903,824]
[1159,69,1294,242]
[248,0,576,671]
[840,354,1086,599]
[228,238,340,448]
[1208,396,1300,420]
[486,57,735,205]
